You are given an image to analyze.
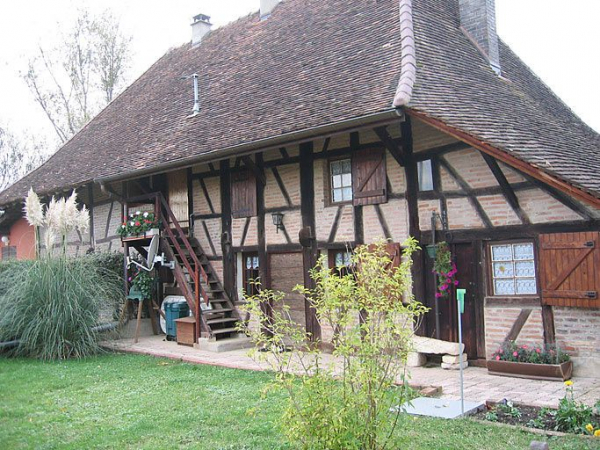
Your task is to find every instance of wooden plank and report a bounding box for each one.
[480,152,530,224]
[300,141,320,342]
[541,305,556,345]
[231,170,257,218]
[352,147,387,206]
[439,156,493,228]
[256,152,272,335]
[503,309,532,342]
[542,290,597,299]
[240,217,251,247]
[541,240,595,250]
[546,247,593,290]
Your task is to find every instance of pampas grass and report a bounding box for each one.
[0,255,122,360]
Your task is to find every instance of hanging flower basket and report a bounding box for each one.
[118,211,161,240]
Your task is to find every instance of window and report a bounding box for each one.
[330,159,353,203]
[329,249,353,277]
[417,159,434,191]
[243,253,260,297]
[1,246,16,260]
[490,242,537,296]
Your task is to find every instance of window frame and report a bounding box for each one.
[417,159,434,192]
[328,248,354,277]
[242,252,260,297]
[327,158,353,206]
[486,240,539,298]
[1,246,16,260]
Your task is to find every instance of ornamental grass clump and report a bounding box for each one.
[0,189,122,360]
[241,239,428,450]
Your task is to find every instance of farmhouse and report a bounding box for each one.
[1,0,599,375]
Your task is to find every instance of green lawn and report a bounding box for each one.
[0,354,594,449]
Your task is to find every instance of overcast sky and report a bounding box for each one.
[0,0,598,148]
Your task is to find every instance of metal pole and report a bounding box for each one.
[458,296,465,415]
[432,212,441,340]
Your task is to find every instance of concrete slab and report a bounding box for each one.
[397,397,485,419]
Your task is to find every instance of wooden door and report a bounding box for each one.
[268,252,305,329]
[450,243,480,360]
[167,170,189,227]
[539,232,600,308]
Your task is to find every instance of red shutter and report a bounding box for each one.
[231,170,257,219]
[352,148,387,206]
[539,232,599,308]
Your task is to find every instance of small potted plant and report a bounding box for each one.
[117,210,161,239]
[487,341,573,381]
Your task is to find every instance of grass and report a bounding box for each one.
[0,354,596,450]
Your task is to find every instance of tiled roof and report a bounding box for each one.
[407,0,600,199]
[1,0,598,207]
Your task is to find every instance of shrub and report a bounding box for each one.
[0,255,123,360]
[241,239,428,450]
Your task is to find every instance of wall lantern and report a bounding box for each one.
[1,236,9,246]
[271,212,284,233]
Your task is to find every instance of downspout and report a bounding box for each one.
[392,0,417,108]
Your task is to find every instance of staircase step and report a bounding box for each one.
[207,317,239,325]
[211,327,239,335]
[204,308,233,315]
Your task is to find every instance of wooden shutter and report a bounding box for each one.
[231,170,257,218]
[539,232,599,308]
[352,148,387,206]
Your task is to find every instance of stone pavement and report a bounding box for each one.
[103,335,600,409]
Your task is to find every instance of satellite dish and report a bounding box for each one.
[147,235,159,265]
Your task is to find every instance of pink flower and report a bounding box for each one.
[513,351,518,357]
[522,345,528,349]
[496,355,501,361]
[435,293,442,298]
[454,280,459,286]
[536,348,541,354]
[128,277,132,282]
[440,284,448,291]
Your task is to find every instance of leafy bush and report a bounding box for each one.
[242,239,428,450]
[491,341,570,364]
[555,381,597,434]
[0,255,123,360]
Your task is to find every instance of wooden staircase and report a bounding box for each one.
[123,192,242,342]
[160,235,242,340]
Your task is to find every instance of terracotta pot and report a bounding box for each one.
[487,359,573,381]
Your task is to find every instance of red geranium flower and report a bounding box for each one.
[135,221,141,226]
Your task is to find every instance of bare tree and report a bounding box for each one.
[0,126,49,191]
[24,9,132,144]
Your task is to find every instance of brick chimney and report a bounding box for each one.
[191,14,212,46]
[459,0,501,74]
[260,0,282,20]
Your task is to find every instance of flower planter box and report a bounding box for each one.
[487,359,573,381]
[121,228,160,242]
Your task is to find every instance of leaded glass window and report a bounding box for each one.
[490,242,537,296]
[330,159,353,203]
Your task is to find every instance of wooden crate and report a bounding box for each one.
[175,317,196,346]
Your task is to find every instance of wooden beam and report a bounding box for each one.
[327,206,343,243]
[199,178,215,214]
[220,160,235,302]
[439,156,493,228]
[374,126,404,166]
[87,183,95,248]
[201,221,217,255]
[300,141,321,342]
[480,152,530,224]
[406,109,600,209]
[279,147,290,160]
[541,305,556,346]
[187,168,194,227]
[402,117,427,336]
[414,141,472,162]
[242,155,267,186]
[271,167,293,207]
[320,137,331,154]
[503,308,532,342]
[431,156,448,230]
[374,204,392,240]
[256,153,273,335]
[240,217,251,247]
